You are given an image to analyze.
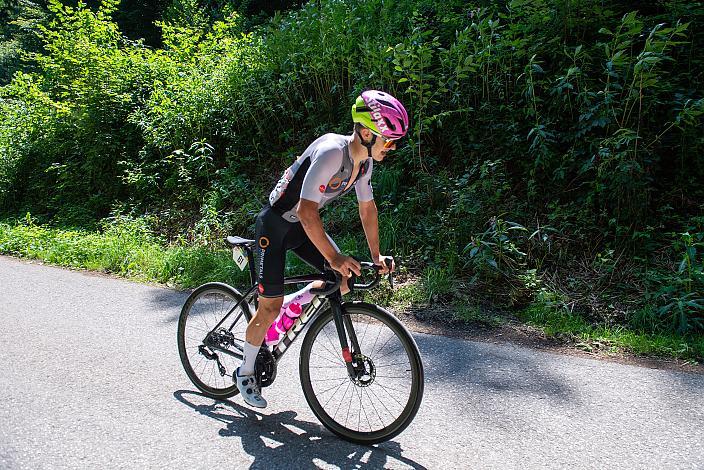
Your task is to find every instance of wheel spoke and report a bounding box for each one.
[302,306,422,440]
[321,325,344,364]
[367,383,394,422]
[374,360,410,368]
[372,381,406,408]
[316,379,350,397]
[363,386,385,429]
[312,344,344,367]
[331,381,352,420]
[310,376,351,382]
[178,286,246,396]
[373,344,405,363]
[369,333,396,361]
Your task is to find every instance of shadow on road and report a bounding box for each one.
[412,333,578,433]
[418,333,575,399]
[174,390,426,470]
[148,288,192,323]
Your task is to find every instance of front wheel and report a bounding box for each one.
[299,302,424,444]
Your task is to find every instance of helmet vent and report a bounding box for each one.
[384,117,396,131]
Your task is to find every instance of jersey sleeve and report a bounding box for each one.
[355,158,374,202]
[300,144,344,203]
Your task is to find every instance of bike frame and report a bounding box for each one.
[204,244,373,377]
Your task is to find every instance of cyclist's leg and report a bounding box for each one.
[237,207,289,407]
[247,206,289,347]
[290,226,351,295]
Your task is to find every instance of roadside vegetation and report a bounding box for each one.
[1,0,703,361]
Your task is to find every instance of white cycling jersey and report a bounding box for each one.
[268,133,374,222]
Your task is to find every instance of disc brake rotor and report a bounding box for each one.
[351,354,376,387]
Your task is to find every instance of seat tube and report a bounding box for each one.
[245,246,256,286]
[245,246,258,310]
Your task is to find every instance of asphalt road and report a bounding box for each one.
[1,256,703,469]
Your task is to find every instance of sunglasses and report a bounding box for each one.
[360,124,403,149]
[379,134,402,149]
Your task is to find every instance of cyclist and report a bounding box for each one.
[235,90,409,408]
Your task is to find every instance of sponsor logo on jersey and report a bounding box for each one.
[328,177,342,190]
[319,185,326,193]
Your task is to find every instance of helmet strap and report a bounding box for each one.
[356,128,377,159]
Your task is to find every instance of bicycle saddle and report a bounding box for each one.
[225,236,255,248]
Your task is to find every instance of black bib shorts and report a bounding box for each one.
[254,205,338,298]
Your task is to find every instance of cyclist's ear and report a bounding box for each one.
[358,127,373,141]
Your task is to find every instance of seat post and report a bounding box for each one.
[244,246,256,288]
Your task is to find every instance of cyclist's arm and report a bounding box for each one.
[296,144,342,264]
[298,200,360,277]
[354,159,382,261]
[297,145,361,276]
[358,199,381,261]
[354,158,374,203]
[298,199,339,262]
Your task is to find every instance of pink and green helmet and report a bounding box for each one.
[351,90,409,140]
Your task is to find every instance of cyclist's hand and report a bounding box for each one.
[375,255,395,275]
[330,253,362,278]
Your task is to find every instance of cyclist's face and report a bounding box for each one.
[372,134,396,162]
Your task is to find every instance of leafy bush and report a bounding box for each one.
[1,0,703,334]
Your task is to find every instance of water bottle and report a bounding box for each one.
[264,302,302,346]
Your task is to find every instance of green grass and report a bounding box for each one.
[518,303,704,362]
[453,303,506,327]
[0,218,250,289]
[2,217,702,362]
[388,281,425,310]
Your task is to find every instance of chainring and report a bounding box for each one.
[254,346,277,387]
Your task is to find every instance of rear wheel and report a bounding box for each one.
[177,283,251,399]
[299,302,424,444]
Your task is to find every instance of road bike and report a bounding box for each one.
[177,236,424,444]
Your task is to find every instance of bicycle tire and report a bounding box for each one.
[177,282,251,399]
[299,302,424,444]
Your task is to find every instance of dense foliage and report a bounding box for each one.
[1,0,703,336]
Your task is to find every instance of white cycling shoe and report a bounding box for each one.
[235,367,267,408]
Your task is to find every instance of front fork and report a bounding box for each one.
[329,293,363,378]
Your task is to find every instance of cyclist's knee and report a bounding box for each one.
[255,296,283,323]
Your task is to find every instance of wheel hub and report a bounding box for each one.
[207,328,235,349]
[351,354,376,387]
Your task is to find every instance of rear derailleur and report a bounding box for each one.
[198,328,236,377]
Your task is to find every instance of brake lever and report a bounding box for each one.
[384,257,394,289]
[309,262,342,296]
